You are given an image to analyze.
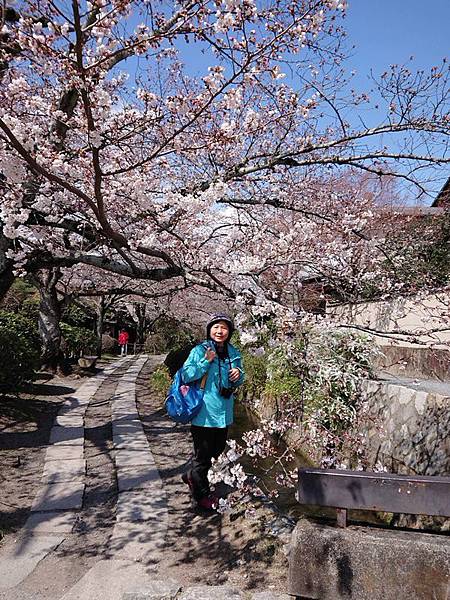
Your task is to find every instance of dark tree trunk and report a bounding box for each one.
[136,303,147,346]
[95,296,105,358]
[34,269,63,373]
[0,220,15,303]
[0,258,14,302]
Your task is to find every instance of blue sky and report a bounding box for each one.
[344,1,449,202]
[345,0,449,85]
[125,1,449,202]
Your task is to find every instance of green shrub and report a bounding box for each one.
[145,316,198,353]
[238,324,379,467]
[239,349,267,403]
[149,365,171,396]
[60,323,97,357]
[263,328,376,421]
[62,304,93,328]
[0,311,41,391]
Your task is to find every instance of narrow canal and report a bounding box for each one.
[229,402,314,520]
[230,402,382,525]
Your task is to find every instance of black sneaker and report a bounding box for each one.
[181,471,194,494]
[197,495,218,511]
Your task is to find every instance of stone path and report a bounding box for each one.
[109,356,168,564]
[0,358,128,591]
[0,356,290,600]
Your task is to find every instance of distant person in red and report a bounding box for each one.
[118,329,129,356]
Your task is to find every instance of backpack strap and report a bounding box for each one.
[200,372,208,390]
[199,341,213,390]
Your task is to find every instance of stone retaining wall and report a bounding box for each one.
[363,380,450,477]
[376,342,450,380]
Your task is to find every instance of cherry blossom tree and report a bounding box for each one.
[40,263,191,366]
[0,0,448,311]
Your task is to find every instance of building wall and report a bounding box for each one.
[329,291,450,347]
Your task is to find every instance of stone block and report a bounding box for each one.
[288,519,450,600]
[43,458,85,482]
[74,390,101,403]
[59,559,159,600]
[49,426,84,446]
[114,394,137,405]
[111,408,140,421]
[396,400,420,425]
[0,534,64,590]
[251,594,291,600]
[58,404,85,417]
[114,450,156,468]
[115,489,167,523]
[31,481,85,512]
[45,445,84,462]
[110,522,168,562]
[414,391,428,415]
[112,396,137,407]
[397,387,413,406]
[180,587,244,600]
[24,511,77,534]
[114,435,149,451]
[114,385,137,398]
[112,420,144,433]
[117,465,161,492]
[55,414,84,427]
[121,579,182,600]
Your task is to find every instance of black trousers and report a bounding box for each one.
[190,424,228,500]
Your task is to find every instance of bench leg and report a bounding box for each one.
[336,508,347,528]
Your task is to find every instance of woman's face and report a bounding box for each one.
[210,321,230,344]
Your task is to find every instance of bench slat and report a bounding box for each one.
[298,468,450,517]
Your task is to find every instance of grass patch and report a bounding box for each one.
[149,365,171,396]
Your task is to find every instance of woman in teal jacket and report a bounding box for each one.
[181,314,244,510]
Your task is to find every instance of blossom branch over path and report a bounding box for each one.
[0,0,448,307]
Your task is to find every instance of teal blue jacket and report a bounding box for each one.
[181,341,244,428]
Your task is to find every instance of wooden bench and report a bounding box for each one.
[78,355,98,369]
[297,467,450,527]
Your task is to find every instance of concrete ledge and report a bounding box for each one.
[288,519,450,600]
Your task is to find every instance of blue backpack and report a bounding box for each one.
[164,369,208,424]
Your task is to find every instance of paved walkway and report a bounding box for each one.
[0,356,289,600]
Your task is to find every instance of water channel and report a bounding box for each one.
[230,401,382,526]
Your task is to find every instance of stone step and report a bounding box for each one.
[376,373,450,396]
[123,584,291,600]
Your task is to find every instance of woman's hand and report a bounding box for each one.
[205,347,216,363]
[229,367,240,383]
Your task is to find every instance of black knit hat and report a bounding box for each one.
[206,313,235,341]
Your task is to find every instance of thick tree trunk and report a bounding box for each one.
[136,303,147,346]
[95,296,105,358]
[34,269,63,373]
[0,225,15,302]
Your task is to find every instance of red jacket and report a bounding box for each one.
[118,331,129,345]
